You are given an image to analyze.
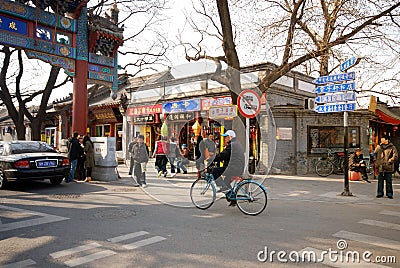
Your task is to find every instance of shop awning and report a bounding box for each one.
[376,106,400,125]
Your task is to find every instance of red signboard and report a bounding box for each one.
[127,104,162,116]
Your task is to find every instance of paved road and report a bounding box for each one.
[0,162,399,267]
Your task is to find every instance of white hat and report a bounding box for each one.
[221,130,236,138]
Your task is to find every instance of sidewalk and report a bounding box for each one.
[113,160,400,208]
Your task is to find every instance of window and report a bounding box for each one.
[308,126,360,154]
[95,124,111,137]
[96,125,103,137]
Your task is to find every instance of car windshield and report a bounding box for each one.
[10,142,56,154]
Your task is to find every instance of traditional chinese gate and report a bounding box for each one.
[0,0,123,134]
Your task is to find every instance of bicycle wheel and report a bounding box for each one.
[315,159,334,177]
[235,181,267,216]
[190,178,216,210]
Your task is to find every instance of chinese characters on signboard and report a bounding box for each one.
[132,114,155,124]
[0,15,27,35]
[127,104,162,116]
[201,96,232,110]
[209,105,237,119]
[166,112,194,122]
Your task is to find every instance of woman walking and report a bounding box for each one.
[83,135,95,182]
[152,136,169,177]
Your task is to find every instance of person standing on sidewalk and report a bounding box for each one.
[83,135,95,183]
[374,135,398,199]
[132,135,149,187]
[176,144,189,174]
[128,136,137,177]
[66,132,80,183]
[349,148,371,183]
[167,137,178,174]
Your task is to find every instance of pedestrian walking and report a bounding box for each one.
[374,135,398,199]
[132,135,149,187]
[168,137,178,174]
[176,144,189,174]
[66,132,81,183]
[128,136,137,177]
[152,136,169,177]
[83,135,95,182]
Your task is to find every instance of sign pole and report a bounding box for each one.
[244,117,250,176]
[341,111,352,196]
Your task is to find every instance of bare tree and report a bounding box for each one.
[181,0,400,97]
[0,0,169,140]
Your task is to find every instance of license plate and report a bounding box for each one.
[37,160,57,168]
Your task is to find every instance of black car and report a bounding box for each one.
[0,141,70,189]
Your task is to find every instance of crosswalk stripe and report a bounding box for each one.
[333,231,400,251]
[380,210,400,217]
[123,236,166,250]
[64,250,116,267]
[359,219,400,231]
[1,259,36,268]
[50,242,102,259]
[107,231,149,243]
[299,247,388,267]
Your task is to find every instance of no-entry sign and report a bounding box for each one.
[237,90,261,118]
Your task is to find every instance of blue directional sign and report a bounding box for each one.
[340,57,360,72]
[314,82,355,94]
[314,102,356,113]
[313,72,355,85]
[314,92,355,104]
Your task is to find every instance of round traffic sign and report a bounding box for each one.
[237,90,261,118]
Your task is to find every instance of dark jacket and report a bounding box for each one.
[375,142,398,173]
[214,137,245,175]
[132,142,149,163]
[68,137,81,161]
[349,153,364,171]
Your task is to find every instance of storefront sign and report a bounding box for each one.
[127,104,162,116]
[162,98,200,113]
[201,96,232,110]
[132,114,155,124]
[166,112,194,122]
[93,109,117,123]
[209,105,237,119]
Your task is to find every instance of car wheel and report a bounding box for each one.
[50,177,63,185]
[0,169,8,190]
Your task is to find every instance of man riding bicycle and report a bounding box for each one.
[211,130,245,197]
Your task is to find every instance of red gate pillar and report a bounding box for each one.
[72,60,88,135]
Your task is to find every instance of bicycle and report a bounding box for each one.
[190,167,268,216]
[315,149,345,177]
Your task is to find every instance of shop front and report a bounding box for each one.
[127,104,162,153]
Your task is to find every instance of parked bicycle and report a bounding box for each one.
[315,149,345,177]
[316,149,375,177]
[190,167,268,216]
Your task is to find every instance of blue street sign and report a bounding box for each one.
[162,98,201,113]
[313,72,355,85]
[340,57,360,72]
[314,82,355,94]
[314,102,356,113]
[314,92,355,104]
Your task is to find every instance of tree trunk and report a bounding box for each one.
[31,118,41,141]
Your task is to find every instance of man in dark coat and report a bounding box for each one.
[211,130,245,192]
[375,135,398,199]
[66,132,81,183]
[349,148,371,183]
[132,135,149,187]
